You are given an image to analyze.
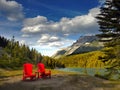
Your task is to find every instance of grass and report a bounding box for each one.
[0,68,22,77]
[50,69,80,75]
[0,68,78,85]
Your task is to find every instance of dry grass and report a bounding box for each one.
[0,68,22,77]
[0,68,78,78]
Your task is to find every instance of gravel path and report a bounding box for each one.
[0,75,120,90]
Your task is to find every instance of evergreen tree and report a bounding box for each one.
[0,36,9,48]
[0,35,58,69]
[0,36,43,69]
[96,0,120,42]
[96,0,120,79]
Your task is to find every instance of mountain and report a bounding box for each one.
[52,36,103,58]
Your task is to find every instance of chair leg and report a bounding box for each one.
[22,76,26,81]
[22,77,25,80]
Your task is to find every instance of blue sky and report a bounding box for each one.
[0,0,105,56]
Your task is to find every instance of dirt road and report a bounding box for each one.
[0,75,120,90]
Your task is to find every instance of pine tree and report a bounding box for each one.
[96,0,120,79]
[96,0,120,42]
[0,36,9,47]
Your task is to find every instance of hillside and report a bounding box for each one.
[0,36,64,69]
[52,36,103,58]
[0,36,42,69]
[57,51,105,68]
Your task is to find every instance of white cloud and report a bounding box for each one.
[19,40,26,45]
[37,34,74,47]
[21,7,100,56]
[22,34,30,38]
[37,34,60,43]
[99,0,105,4]
[30,45,59,56]
[89,7,100,17]
[31,37,74,56]
[98,0,105,6]
[22,7,100,35]
[0,0,24,21]
[23,16,48,26]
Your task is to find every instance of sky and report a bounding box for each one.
[0,0,105,56]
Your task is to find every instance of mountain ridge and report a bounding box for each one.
[52,35,103,58]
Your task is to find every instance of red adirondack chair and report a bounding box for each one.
[37,63,51,78]
[23,63,36,80]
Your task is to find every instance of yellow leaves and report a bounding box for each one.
[58,51,105,68]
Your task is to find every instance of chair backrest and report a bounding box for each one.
[23,63,33,75]
[37,63,45,73]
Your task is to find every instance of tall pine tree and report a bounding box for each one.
[96,0,120,79]
[97,0,120,42]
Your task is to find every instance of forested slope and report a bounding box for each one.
[0,36,63,69]
[57,51,105,68]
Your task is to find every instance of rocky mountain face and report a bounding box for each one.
[52,36,103,58]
